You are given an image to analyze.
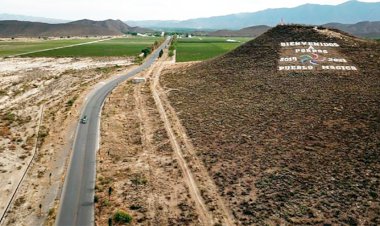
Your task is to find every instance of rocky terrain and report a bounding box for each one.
[161,25,380,225]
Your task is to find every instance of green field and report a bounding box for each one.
[176,37,252,62]
[25,37,160,57]
[0,39,96,57]
[0,37,160,57]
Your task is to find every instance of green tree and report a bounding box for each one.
[141,47,151,57]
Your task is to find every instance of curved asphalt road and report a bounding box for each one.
[56,37,170,226]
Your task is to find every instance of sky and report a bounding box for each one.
[1,0,379,21]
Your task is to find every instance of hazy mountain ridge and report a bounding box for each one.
[208,25,271,37]
[208,21,380,38]
[0,13,69,24]
[324,21,380,38]
[0,19,152,37]
[127,1,380,29]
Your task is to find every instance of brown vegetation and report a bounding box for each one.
[161,25,380,225]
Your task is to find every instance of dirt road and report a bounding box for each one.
[150,58,236,225]
[150,61,214,225]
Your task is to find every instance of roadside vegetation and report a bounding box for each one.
[135,38,165,64]
[169,35,177,57]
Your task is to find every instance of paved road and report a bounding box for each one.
[56,37,170,226]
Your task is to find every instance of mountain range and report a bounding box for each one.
[208,21,380,38]
[127,0,380,29]
[0,13,69,24]
[0,19,152,37]
[324,21,380,38]
[208,25,271,37]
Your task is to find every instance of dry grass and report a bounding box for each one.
[161,25,380,225]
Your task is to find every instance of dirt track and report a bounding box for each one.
[151,61,214,224]
[152,61,236,225]
[96,60,201,225]
[96,51,236,225]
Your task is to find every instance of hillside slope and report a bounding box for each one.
[0,19,152,37]
[161,25,380,225]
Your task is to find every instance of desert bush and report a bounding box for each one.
[131,174,147,185]
[66,99,75,107]
[113,210,132,224]
[3,112,17,122]
[48,208,55,216]
[0,89,7,96]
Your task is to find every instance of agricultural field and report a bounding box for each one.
[0,38,95,57]
[0,37,160,58]
[25,37,160,57]
[176,37,252,62]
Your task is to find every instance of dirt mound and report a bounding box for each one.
[161,25,380,225]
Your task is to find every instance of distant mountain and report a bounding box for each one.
[206,21,380,38]
[68,19,131,34]
[208,25,271,37]
[0,13,69,24]
[323,21,380,38]
[0,19,153,37]
[128,1,380,29]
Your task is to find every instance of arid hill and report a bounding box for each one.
[0,19,152,37]
[161,25,380,225]
[208,25,271,37]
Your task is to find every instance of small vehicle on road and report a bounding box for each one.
[80,115,88,124]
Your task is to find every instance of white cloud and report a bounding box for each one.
[1,0,379,20]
